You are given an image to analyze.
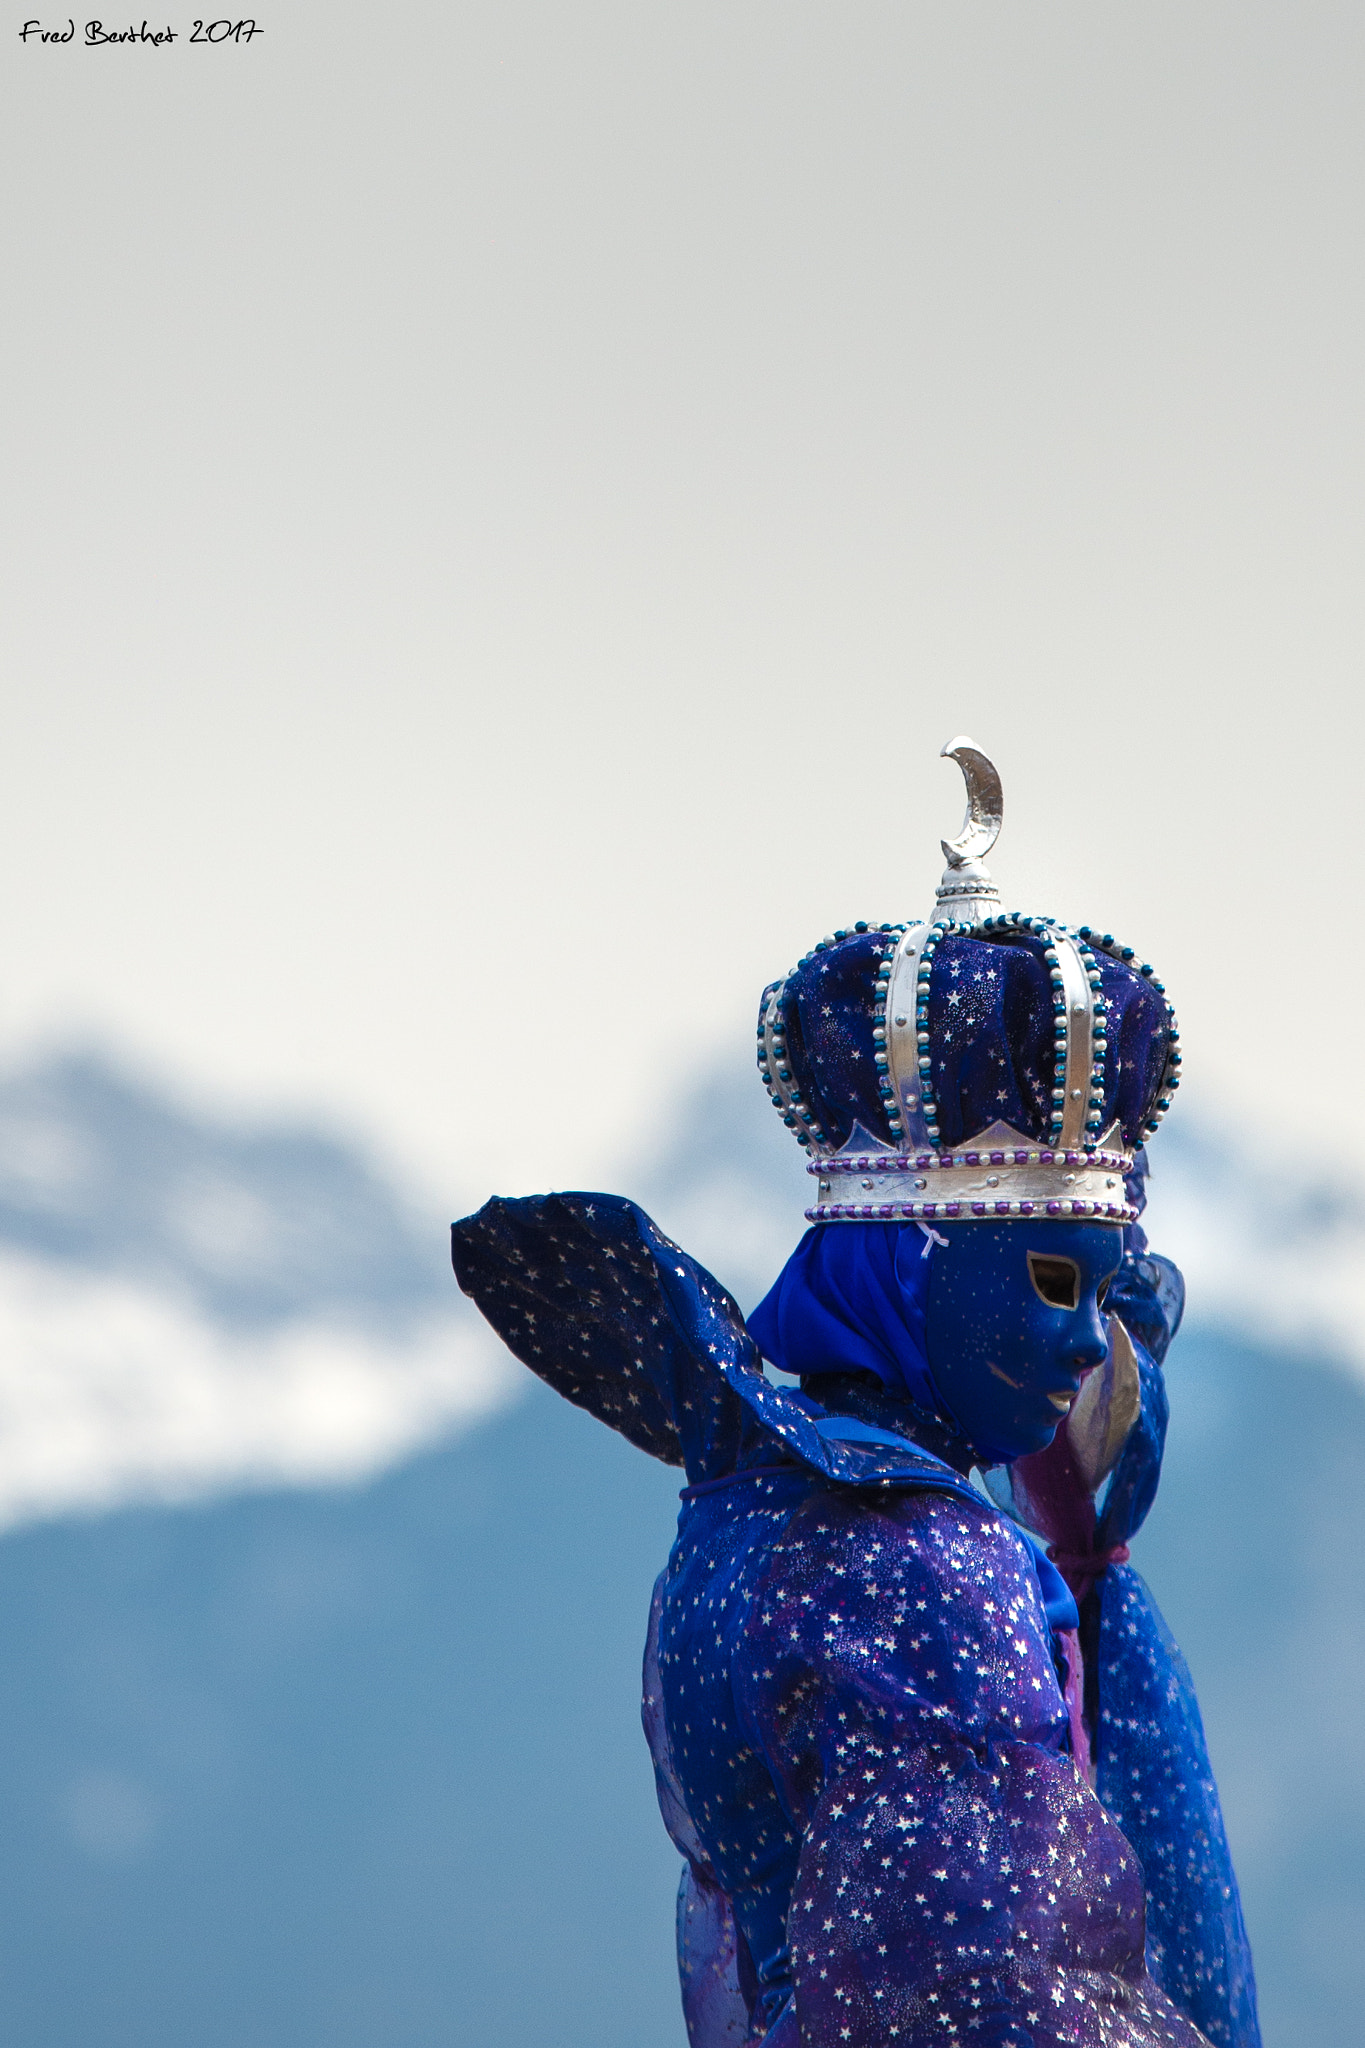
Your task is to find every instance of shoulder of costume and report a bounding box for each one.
[451,1189,982,1508]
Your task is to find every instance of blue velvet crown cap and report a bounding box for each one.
[756,738,1181,1227]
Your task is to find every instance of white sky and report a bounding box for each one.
[2,2,1362,1210]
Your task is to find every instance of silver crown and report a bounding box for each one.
[756,738,1180,1227]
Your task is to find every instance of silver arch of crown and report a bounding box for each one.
[755,736,1182,1226]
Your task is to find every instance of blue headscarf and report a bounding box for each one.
[747,1222,944,1415]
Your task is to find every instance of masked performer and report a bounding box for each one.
[452,738,1258,2048]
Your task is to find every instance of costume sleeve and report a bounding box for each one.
[990,1240,1260,2048]
[452,1193,986,1501]
[1095,1566,1260,2048]
[733,1488,1208,2048]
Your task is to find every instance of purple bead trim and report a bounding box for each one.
[806,1197,1136,1225]
[815,1146,1129,1177]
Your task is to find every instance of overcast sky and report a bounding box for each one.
[2,2,1362,1212]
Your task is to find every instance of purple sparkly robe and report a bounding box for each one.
[452,1192,1258,2048]
[646,1467,1212,2048]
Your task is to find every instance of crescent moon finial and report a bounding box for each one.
[940,736,1003,868]
[933,737,1003,926]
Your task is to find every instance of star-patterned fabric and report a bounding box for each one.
[647,1470,1255,2048]
[772,931,1174,1154]
[452,1194,1258,2048]
[1093,1570,1259,2048]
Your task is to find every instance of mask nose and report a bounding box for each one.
[1067,1316,1110,1375]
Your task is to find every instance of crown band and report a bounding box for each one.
[806,1121,1137,1227]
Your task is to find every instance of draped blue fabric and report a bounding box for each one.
[745,1221,940,1411]
[452,1192,1259,2048]
[1097,1567,1261,2048]
[449,1193,984,1500]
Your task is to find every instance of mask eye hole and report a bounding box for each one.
[1028,1253,1080,1310]
[1097,1276,1111,1308]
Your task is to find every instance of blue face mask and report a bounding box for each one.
[924,1220,1122,1464]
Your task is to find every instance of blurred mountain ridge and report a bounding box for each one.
[0,1043,1362,1534]
[0,1047,447,1331]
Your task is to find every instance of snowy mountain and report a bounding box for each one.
[0,1045,1359,1534]
[0,1052,516,1527]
